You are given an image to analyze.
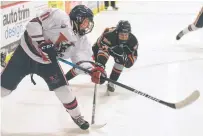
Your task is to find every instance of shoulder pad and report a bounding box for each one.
[103,27,116,34]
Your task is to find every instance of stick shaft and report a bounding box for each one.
[91,84,97,124]
[59,58,197,109]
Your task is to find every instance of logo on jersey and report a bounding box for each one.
[49,74,60,84]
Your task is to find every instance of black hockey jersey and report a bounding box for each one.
[92,27,138,67]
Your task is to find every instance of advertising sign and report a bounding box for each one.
[48,1,65,10]
[1,2,35,47]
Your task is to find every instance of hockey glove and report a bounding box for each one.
[114,54,127,65]
[124,54,137,68]
[38,41,57,62]
[91,64,106,84]
[108,45,127,65]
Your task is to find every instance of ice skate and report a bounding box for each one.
[71,115,89,130]
[176,31,184,40]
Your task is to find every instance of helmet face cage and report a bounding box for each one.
[70,5,94,36]
[118,33,129,43]
[78,17,94,36]
[116,20,131,44]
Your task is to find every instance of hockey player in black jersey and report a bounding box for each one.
[66,20,138,93]
[176,7,203,40]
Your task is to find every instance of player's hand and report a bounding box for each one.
[91,65,106,84]
[38,41,57,62]
[108,45,126,64]
[124,54,137,68]
[108,45,123,57]
[114,54,127,64]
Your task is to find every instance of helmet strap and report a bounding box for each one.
[72,21,79,35]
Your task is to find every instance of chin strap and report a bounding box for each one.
[72,21,79,35]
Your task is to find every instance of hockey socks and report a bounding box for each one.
[176,24,198,40]
[54,86,89,130]
[65,68,78,81]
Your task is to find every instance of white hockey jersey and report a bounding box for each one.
[20,8,93,64]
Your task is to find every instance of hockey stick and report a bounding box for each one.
[91,84,97,124]
[58,58,200,109]
[90,84,107,129]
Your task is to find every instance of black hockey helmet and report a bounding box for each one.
[116,20,131,43]
[116,20,131,33]
[69,5,94,36]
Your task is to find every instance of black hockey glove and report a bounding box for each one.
[55,42,73,57]
[114,54,127,65]
[108,45,127,65]
[124,56,134,68]
[38,41,57,62]
[124,52,137,68]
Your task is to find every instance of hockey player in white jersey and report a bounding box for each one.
[1,5,106,130]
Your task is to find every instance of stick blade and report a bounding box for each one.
[175,90,200,109]
[90,123,107,129]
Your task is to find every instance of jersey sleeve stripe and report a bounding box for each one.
[98,53,109,59]
[30,17,42,25]
[31,35,43,38]
[42,15,50,21]
[40,12,50,18]
[113,67,122,73]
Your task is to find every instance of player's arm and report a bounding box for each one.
[95,34,112,66]
[26,9,53,43]
[67,35,107,84]
[26,9,63,62]
[69,36,94,74]
[124,36,138,68]
[88,34,112,84]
